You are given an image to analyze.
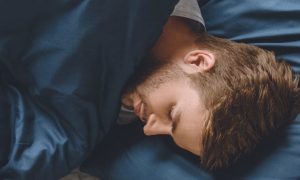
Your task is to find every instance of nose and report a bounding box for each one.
[143,113,172,136]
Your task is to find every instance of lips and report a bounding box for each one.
[134,101,147,123]
[134,101,142,118]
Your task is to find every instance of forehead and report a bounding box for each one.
[171,83,206,155]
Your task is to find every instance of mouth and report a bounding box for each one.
[133,100,142,118]
[134,101,147,123]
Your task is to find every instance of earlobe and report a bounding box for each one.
[183,50,215,74]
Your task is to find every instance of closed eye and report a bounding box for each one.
[171,107,181,133]
[168,105,177,132]
[168,106,175,120]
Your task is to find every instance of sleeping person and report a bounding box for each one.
[120,0,300,170]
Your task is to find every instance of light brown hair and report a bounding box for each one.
[191,33,300,170]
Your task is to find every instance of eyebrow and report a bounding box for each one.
[172,109,182,133]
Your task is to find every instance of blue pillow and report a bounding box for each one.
[81,0,300,179]
[202,0,300,73]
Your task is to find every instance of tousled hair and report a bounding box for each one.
[191,33,300,170]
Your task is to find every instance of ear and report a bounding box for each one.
[181,49,215,74]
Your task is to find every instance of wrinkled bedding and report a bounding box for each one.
[0,0,178,179]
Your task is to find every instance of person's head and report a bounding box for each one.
[122,32,300,170]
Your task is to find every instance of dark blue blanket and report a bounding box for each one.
[0,0,178,179]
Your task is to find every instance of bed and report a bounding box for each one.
[0,0,299,179]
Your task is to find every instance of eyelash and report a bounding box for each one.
[169,106,175,120]
[169,106,176,132]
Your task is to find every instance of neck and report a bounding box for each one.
[150,16,200,61]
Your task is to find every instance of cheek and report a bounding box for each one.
[137,76,161,97]
[138,83,175,109]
